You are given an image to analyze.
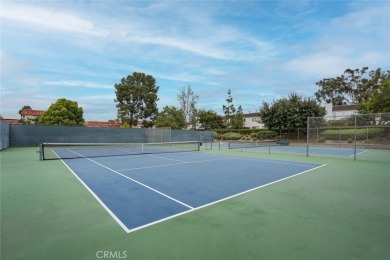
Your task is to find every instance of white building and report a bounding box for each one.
[324,103,358,119]
[243,113,264,129]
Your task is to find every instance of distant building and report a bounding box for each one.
[0,117,22,125]
[84,120,155,128]
[243,113,264,129]
[325,103,358,119]
[20,109,45,123]
[84,121,120,128]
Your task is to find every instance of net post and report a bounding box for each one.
[39,143,44,161]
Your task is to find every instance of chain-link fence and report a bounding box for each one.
[145,127,171,143]
[8,125,213,146]
[307,113,390,160]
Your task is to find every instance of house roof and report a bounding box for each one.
[21,109,45,116]
[332,104,357,112]
[84,121,120,128]
[0,117,22,124]
[243,113,259,118]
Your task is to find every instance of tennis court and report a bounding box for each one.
[227,141,367,157]
[2,144,390,259]
[51,143,323,232]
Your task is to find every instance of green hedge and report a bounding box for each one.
[213,129,270,135]
[220,132,242,140]
[319,128,386,140]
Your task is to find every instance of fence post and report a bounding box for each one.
[298,128,300,143]
[354,114,357,161]
[306,117,309,157]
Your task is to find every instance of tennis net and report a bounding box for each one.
[228,140,279,149]
[39,141,200,160]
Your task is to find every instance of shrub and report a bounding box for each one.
[221,132,242,140]
[319,127,386,141]
[213,131,221,140]
[256,131,277,140]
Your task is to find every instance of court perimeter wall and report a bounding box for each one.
[9,125,212,146]
[0,121,10,150]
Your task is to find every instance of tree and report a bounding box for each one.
[18,105,31,119]
[231,105,244,129]
[315,67,390,105]
[177,85,199,129]
[259,92,325,132]
[38,98,84,126]
[114,72,159,128]
[155,106,185,129]
[222,89,236,128]
[357,78,390,113]
[198,109,225,129]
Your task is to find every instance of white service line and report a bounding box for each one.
[61,148,327,234]
[54,150,131,233]
[125,163,327,233]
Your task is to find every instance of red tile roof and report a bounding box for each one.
[0,117,22,124]
[84,121,120,128]
[244,113,260,118]
[20,109,45,116]
[332,104,357,112]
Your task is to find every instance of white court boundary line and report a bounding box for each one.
[59,148,326,233]
[53,150,131,233]
[348,149,368,157]
[125,163,327,233]
[116,152,317,172]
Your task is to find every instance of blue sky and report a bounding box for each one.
[1,0,389,121]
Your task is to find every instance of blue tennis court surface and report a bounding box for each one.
[60,151,325,233]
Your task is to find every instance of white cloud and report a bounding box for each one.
[331,4,390,36]
[283,53,350,78]
[0,3,109,37]
[275,0,318,20]
[1,1,388,120]
[124,35,229,60]
[44,81,112,89]
[282,4,390,79]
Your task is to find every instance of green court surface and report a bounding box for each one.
[1,147,390,260]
